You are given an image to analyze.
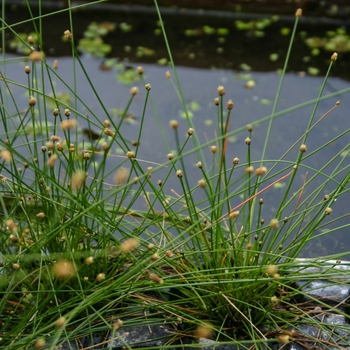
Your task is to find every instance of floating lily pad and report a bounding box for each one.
[304,28,350,53]
[269,53,279,62]
[78,37,111,58]
[119,22,132,33]
[273,182,286,189]
[78,22,115,58]
[115,67,141,85]
[307,67,319,76]
[46,92,72,110]
[136,46,155,57]
[260,99,271,105]
[188,101,201,111]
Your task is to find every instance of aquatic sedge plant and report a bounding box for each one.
[0,1,349,349]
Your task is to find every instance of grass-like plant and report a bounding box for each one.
[0,1,349,349]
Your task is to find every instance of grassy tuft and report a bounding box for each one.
[0,1,349,349]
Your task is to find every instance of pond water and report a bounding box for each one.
[1,3,350,258]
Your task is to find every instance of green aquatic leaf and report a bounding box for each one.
[78,37,112,58]
[46,92,72,110]
[260,99,271,105]
[203,25,216,35]
[119,22,133,32]
[136,46,155,57]
[115,68,141,85]
[188,101,200,111]
[308,67,319,76]
[217,28,229,35]
[179,110,194,119]
[273,182,286,189]
[157,58,168,66]
[269,53,279,61]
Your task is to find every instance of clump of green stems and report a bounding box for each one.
[0,1,349,349]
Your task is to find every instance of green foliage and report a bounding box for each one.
[78,21,115,57]
[0,1,349,349]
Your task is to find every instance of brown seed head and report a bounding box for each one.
[53,108,59,117]
[176,170,183,178]
[331,52,338,61]
[29,51,44,62]
[130,86,138,96]
[187,128,195,136]
[151,253,160,261]
[114,167,129,185]
[84,256,94,265]
[255,166,267,176]
[28,36,35,44]
[325,207,332,215]
[71,169,86,189]
[278,335,290,344]
[52,260,76,280]
[64,30,73,40]
[196,161,203,169]
[217,85,225,96]
[295,8,302,17]
[113,319,123,331]
[64,109,71,117]
[335,100,340,106]
[169,120,179,129]
[232,157,239,165]
[245,137,251,145]
[198,179,206,188]
[247,124,253,132]
[50,135,61,142]
[103,119,111,127]
[6,219,17,232]
[229,211,240,220]
[266,264,278,277]
[96,273,106,283]
[165,70,171,79]
[214,97,220,106]
[34,338,46,349]
[102,142,110,151]
[103,128,115,137]
[226,99,234,110]
[25,66,31,74]
[145,83,151,91]
[56,316,67,328]
[61,119,77,130]
[36,212,45,219]
[148,272,163,284]
[211,145,217,154]
[119,238,139,253]
[126,151,135,159]
[299,144,307,153]
[167,153,174,160]
[47,154,58,167]
[166,250,174,257]
[1,150,12,163]
[245,165,254,174]
[270,218,279,229]
[137,66,144,75]
[29,96,36,106]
